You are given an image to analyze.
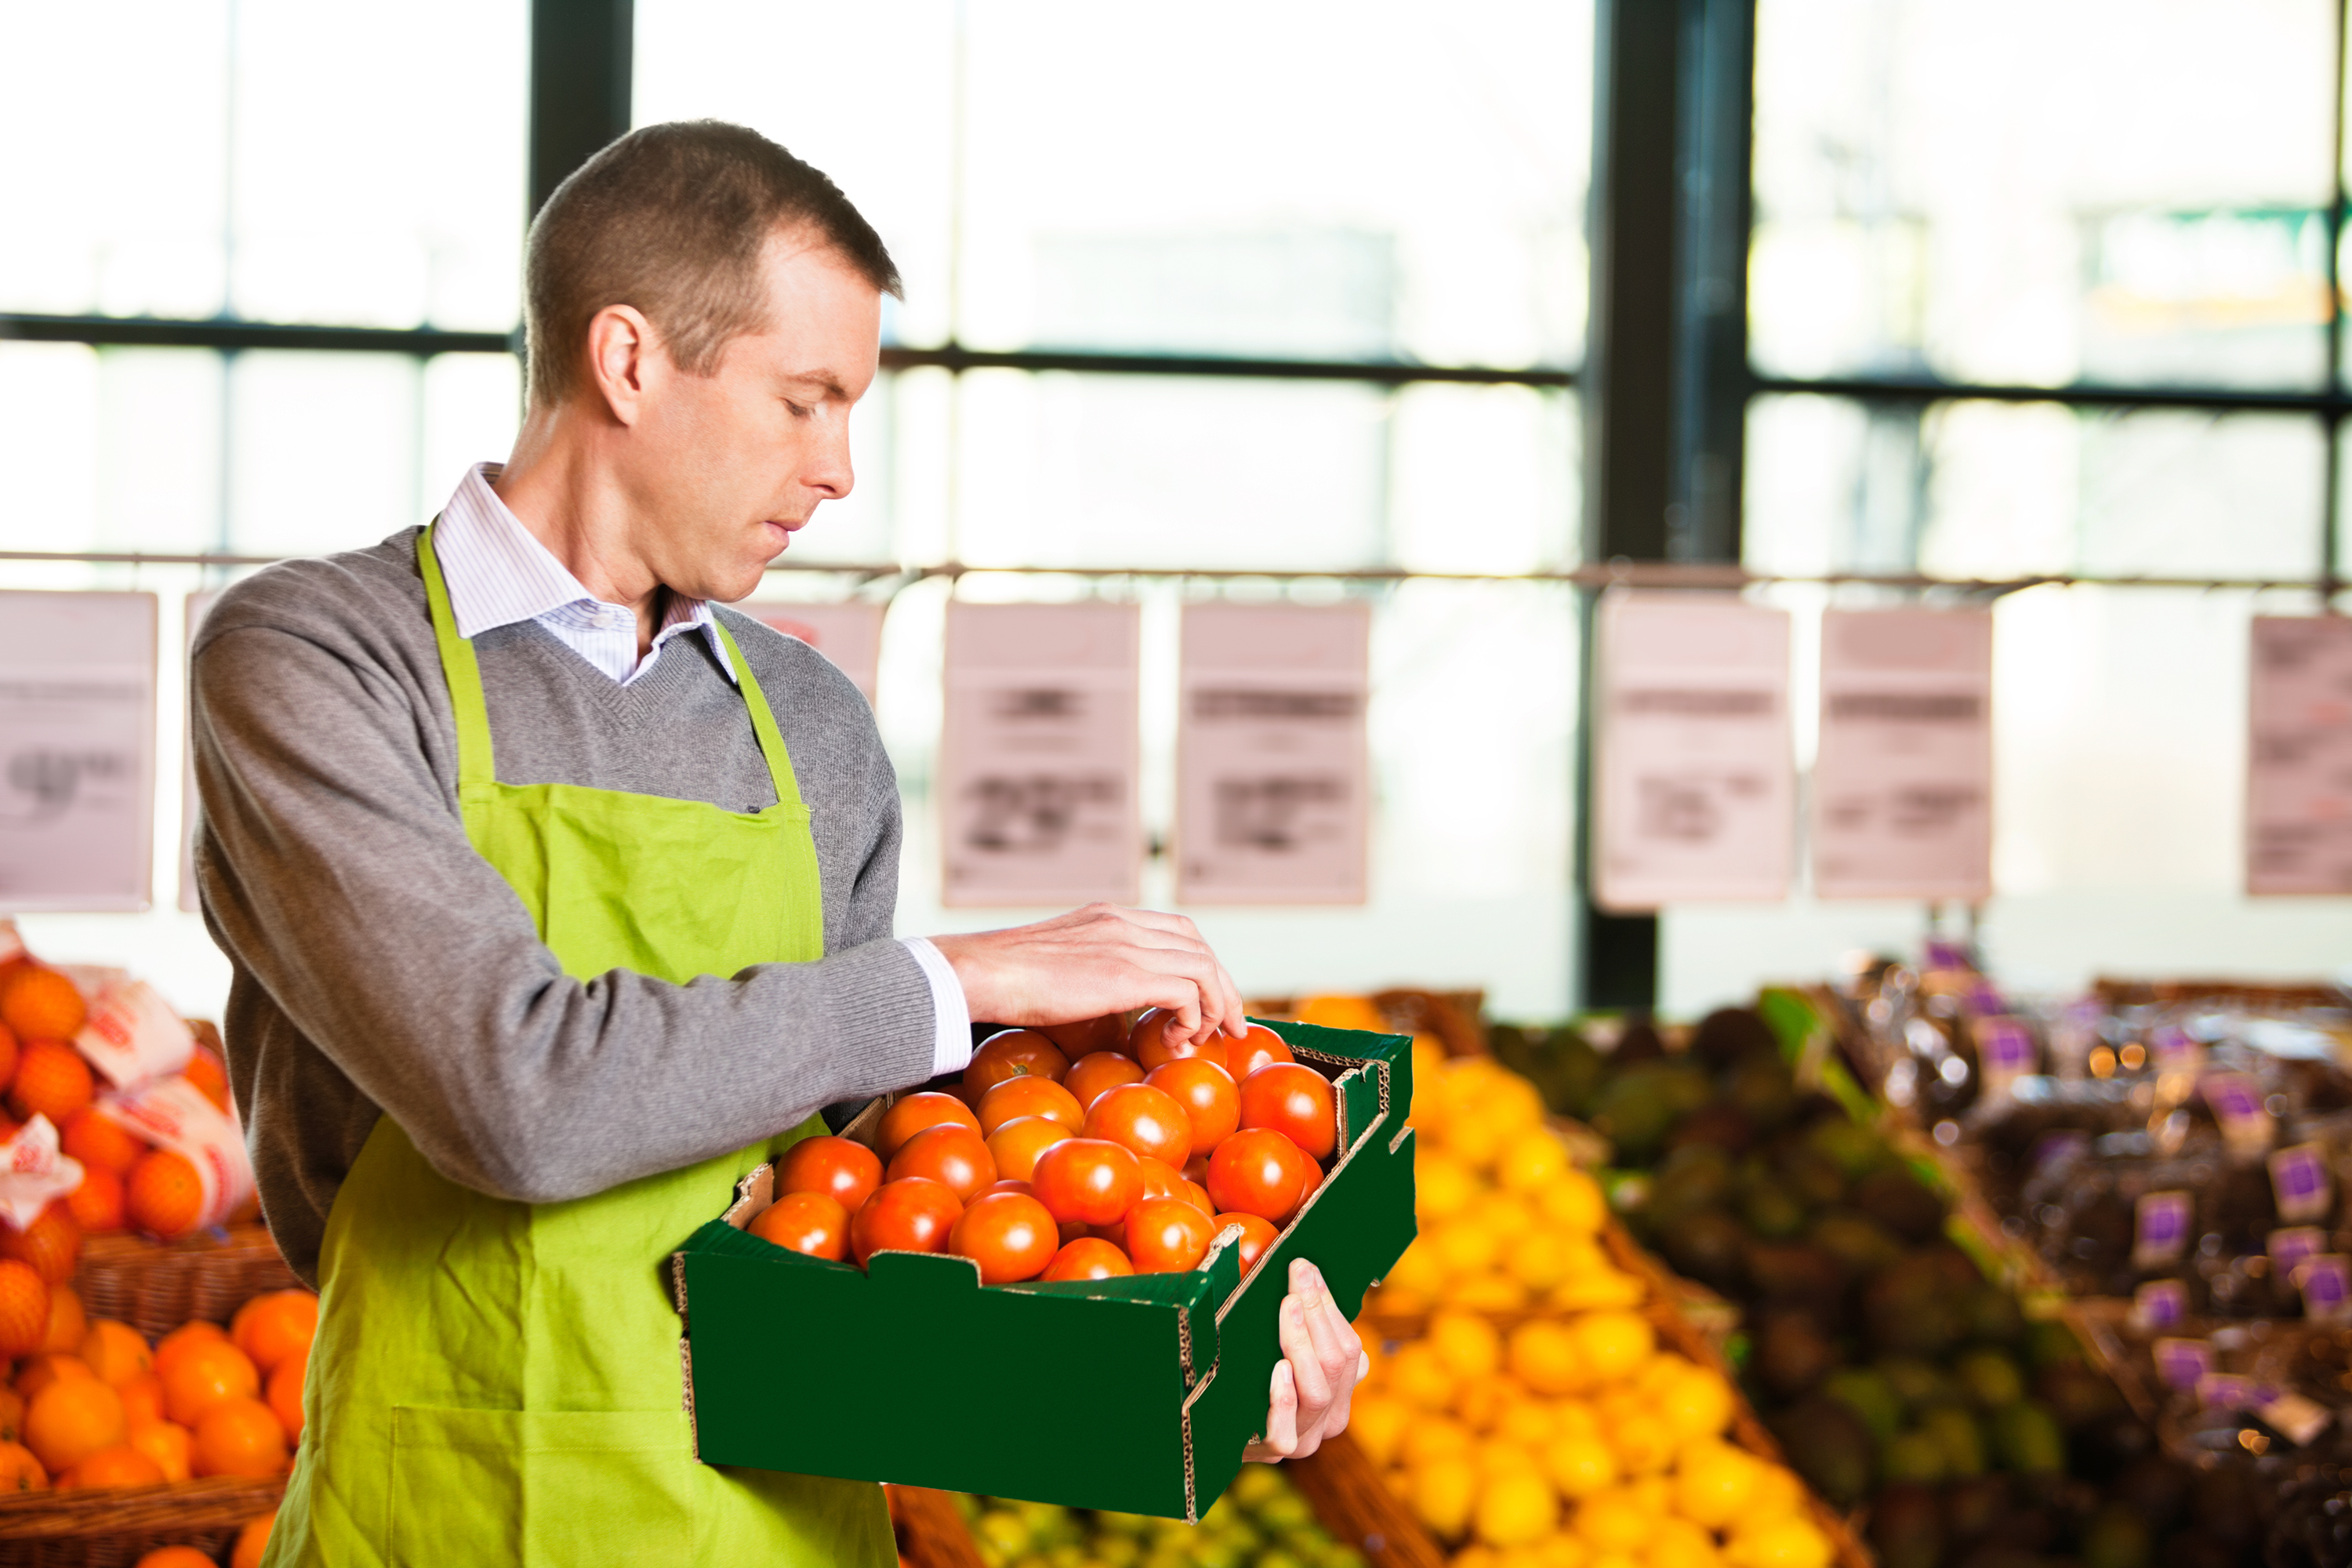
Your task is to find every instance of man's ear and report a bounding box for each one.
[585,304,658,426]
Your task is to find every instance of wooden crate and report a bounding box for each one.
[72,1225,301,1341]
[0,1475,279,1568]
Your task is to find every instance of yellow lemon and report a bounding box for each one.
[1571,1487,1654,1552]
[1481,1436,1545,1475]
[1505,1229,1580,1293]
[1400,1415,1473,1470]
[1388,1341,1457,1410]
[1434,1220,1505,1276]
[1470,1075,1548,1138]
[1409,1038,1451,1116]
[1646,1517,1724,1568]
[1431,1311,1506,1379]
[1548,1397,1602,1440]
[1410,1454,1479,1540]
[1539,1169,1609,1232]
[1383,1236,1449,1297]
[1723,1516,1831,1568]
[1297,994,1388,1033]
[1634,1355,1686,1394]
[1451,1272,1534,1312]
[1415,1152,1481,1221]
[1348,1391,1412,1467]
[1497,1127,1572,1192]
[1745,1463,1806,1521]
[1456,1551,1504,1568]
[1475,1468,1560,1548]
[1608,1411,1679,1475]
[1570,1311,1655,1384]
[1468,1189,1539,1235]
[1672,1440,1759,1530]
[1507,1319,1587,1396]
[1536,1539,1592,1568]
[1456,1371,1525,1432]
[1657,1365,1737,1442]
[1591,1557,1644,1568]
[1500,1546,1563,1568]
[1496,1396,1557,1447]
[1550,1269,1647,1312]
[1543,1433,1618,1498]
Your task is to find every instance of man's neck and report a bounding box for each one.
[491,412,666,655]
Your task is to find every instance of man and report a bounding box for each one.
[193,122,1363,1566]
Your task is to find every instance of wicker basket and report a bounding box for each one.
[888,1484,985,1568]
[71,1226,300,1341]
[0,1475,280,1567]
[1286,1432,1447,1568]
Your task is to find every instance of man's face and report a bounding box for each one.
[619,230,881,604]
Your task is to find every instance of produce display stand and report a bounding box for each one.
[73,1225,301,1340]
[0,1472,283,1567]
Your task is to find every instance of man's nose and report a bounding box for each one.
[803,413,854,500]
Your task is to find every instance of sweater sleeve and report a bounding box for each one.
[191,620,938,1206]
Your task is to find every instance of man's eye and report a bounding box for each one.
[784,400,812,419]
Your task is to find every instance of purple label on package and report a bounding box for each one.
[1966,982,2007,1018]
[2270,1226,2329,1276]
[2131,1279,2189,1330]
[2134,1190,2194,1268]
[2270,1144,2334,1224]
[2202,1072,2275,1156]
[2299,1254,2352,1323]
[2196,1374,2263,1411]
[1976,1018,2036,1070]
[2152,1028,2205,1076]
[2154,1338,2214,1389]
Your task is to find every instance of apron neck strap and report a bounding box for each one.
[712,619,805,810]
[417,523,497,789]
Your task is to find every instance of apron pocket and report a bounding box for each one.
[390,1405,702,1567]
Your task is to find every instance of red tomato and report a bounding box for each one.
[1126,1196,1217,1273]
[977,1076,1086,1138]
[1205,1129,1311,1223]
[1029,1138,1142,1227]
[1214,1211,1281,1276]
[1182,1152,1212,1185]
[986,1179,1036,1198]
[886,1123,998,1203]
[1225,1024,1295,1081]
[1238,1062,1338,1160]
[1134,1013,1229,1075]
[962,1030,1069,1104]
[1037,1015,1128,1058]
[1083,1083,1192,1169]
[947,1191,1059,1284]
[877,1092,982,1160]
[1042,1237,1135,1282]
[750,1191,849,1261]
[1144,1058,1239,1158]
[1133,1156,1183,1205]
[1180,1180,1215,1216]
[1064,1051,1145,1112]
[848,1178,963,1265]
[777,1135,884,1214]
[985,1116,1073,1184]
[1124,1007,1174,1058]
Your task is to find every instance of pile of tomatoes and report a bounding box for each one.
[750,1012,1338,1287]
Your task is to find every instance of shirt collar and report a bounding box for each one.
[431,463,736,684]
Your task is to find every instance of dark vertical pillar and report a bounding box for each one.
[529,0,635,217]
[1575,0,1756,1011]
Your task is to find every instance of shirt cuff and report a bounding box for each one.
[899,937,975,1079]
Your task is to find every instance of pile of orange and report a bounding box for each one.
[0,946,238,1247]
[0,1283,312,1508]
[750,1009,1340,1286]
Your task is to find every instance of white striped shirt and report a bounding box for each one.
[433,463,738,688]
[429,463,973,1079]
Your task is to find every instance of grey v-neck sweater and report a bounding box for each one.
[191,527,935,1283]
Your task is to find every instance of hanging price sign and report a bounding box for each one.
[2248,616,2352,895]
[940,602,1142,907]
[1594,593,1793,909]
[1174,602,1370,906]
[0,592,158,913]
[734,601,887,705]
[1812,607,1994,901]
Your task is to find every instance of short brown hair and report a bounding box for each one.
[523,120,901,407]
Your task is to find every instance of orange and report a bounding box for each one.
[8,1039,94,1125]
[82,1319,154,1386]
[232,1509,276,1568]
[230,1290,318,1375]
[39,1284,84,1354]
[126,1152,205,1241]
[16,1354,94,1400]
[182,1047,231,1114]
[265,1345,306,1441]
[116,1375,165,1428]
[66,1165,126,1233]
[0,1387,20,1445]
[160,1338,257,1427]
[23,1376,124,1474]
[0,1439,45,1492]
[0,1261,50,1359]
[60,1109,144,1177]
[126,1417,192,1482]
[153,1320,227,1379]
[2,1201,82,1285]
[0,969,86,1042]
[0,1022,17,1092]
[192,1396,287,1478]
[138,1550,220,1568]
[60,1443,163,1489]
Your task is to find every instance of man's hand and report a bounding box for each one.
[1243,1259,1367,1463]
[928,904,1247,1047]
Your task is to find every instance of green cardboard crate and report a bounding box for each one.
[668,1020,1416,1520]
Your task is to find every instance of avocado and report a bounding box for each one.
[1743,1241,1845,1315]
[1962,1283,2025,1346]
[1646,1147,1735,1228]
[1867,1480,1945,1568]
[1878,1428,1947,1485]
[1691,1006,1779,1069]
[1954,1348,2026,1408]
[1723,1054,1800,1130]
[1753,1311,1840,1399]
[1776,1145,1850,1208]
[1740,1175,1810,1240]
[1940,1474,2010,1541]
[1588,1062,1710,1162]
[1922,1404,1988,1477]
[1663,1102,1755,1158]
[1528,1028,1605,1118]
[2022,1318,2086,1372]
[1875,1355,1961,1412]
[1821,1366,1904,1440]
[1991,1399,2065,1475]
[1853,1166,1947,1243]
[1659,1208,1750,1294]
[1864,1254,1968,1357]
[1805,1116,1889,1181]
[2078,1502,2152,1568]
[1766,1394,1876,1507]
[1610,1018,1666,1065]
[1809,1210,1906,1280]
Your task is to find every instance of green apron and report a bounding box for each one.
[263,527,892,1567]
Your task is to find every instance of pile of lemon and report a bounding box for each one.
[1349,1046,1835,1568]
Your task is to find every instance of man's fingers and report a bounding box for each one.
[1251,1360,1298,1460]
[1278,1288,1335,1426]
